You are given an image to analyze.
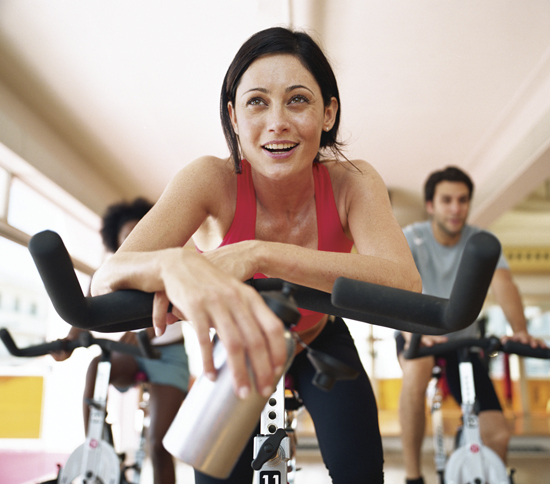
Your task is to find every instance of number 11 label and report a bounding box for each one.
[260,470,281,484]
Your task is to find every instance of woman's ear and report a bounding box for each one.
[227,102,239,136]
[323,97,339,132]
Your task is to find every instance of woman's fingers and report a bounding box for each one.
[191,316,216,381]
[160,253,287,399]
[250,294,288,381]
[152,291,170,337]
[187,281,286,399]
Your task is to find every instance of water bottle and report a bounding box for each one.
[163,285,299,478]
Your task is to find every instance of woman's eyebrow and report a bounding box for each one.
[287,84,314,95]
[242,84,315,95]
[243,87,268,95]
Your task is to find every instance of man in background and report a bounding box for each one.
[395,166,545,484]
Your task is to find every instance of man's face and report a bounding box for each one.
[426,181,471,238]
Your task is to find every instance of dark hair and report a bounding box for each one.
[424,166,474,203]
[220,27,344,173]
[100,197,153,252]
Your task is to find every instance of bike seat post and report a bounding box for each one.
[427,365,446,478]
[253,375,290,483]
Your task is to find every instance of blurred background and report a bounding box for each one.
[0,1,549,482]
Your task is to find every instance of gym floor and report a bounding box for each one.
[2,435,549,484]
[140,438,550,484]
[4,411,549,484]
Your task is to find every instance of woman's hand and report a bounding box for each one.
[49,339,75,362]
[49,328,84,361]
[118,331,139,345]
[202,240,261,281]
[153,249,287,400]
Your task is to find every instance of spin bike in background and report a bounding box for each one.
[405,333,550,484]
[26,229,502,483]
[0,328,158,484]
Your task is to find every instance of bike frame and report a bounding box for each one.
[58,353,122,484]
[428,349,510,484]
[253,376,291,484]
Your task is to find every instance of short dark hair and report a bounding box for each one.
[424,166,474,203]
[220,27,344,173]
[100,197,153,252]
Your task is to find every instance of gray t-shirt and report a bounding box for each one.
[403,220,508,339]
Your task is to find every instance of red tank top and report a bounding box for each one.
[199,159,353,332]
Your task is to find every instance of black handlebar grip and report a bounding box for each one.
[248,279,447,333]
[331,232,501,335]
[502,340,550,359]
[29,229,500,335]
[404,335,501,359]
[403,333,423,359]
[28,230,155,331]
[0,328,81,357]
[443,231,501,329]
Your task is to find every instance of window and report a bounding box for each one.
[0,143,101,363]
[0,165,8,220]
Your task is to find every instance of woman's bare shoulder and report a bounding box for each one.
[173,155,235,183]
[168,156,236,201]
[325,158,384,191]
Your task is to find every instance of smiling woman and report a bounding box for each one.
[226,54,338,181]
[91,26,421,484]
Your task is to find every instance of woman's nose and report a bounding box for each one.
[267,105,290,132]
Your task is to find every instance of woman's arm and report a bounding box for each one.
[204,160,422,294]
[91,157,288,400]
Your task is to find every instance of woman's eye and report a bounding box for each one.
[247,98,266,106]
[289,95,309,104]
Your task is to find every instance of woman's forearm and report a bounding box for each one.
[91,247,189,296]
[255,241,422,294]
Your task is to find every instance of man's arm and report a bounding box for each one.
[490,268,546,347]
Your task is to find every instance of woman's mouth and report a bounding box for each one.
[262,142,298,154]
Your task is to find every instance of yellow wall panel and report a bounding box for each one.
[0,376,43,438]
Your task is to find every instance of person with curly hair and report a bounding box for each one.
[52,198,189,484]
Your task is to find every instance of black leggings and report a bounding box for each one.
[194,317,384,484]
[394,332,502,412]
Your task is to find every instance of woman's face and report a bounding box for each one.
[228,54,337,179]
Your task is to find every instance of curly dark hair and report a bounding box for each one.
[100,197,153,252]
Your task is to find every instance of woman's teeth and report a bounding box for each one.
[263,143,297,153]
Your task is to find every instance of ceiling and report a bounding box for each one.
[1,0,550,229]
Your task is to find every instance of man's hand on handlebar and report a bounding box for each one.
[501,330,547,349]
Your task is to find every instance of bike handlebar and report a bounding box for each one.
[0,327,159,359]
[404,333,550,360]
[29,229,501,335]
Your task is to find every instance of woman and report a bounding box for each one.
[92,27,421,483]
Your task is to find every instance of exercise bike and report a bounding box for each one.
[26,229,502,482]
[405,333,550,484]
[0,328,158,484]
